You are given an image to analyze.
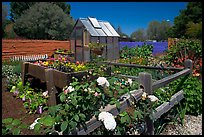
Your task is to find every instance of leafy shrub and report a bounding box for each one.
[120,44,153,61]
[10,81,48,114]
[164,39,202,76]
[31,75,139,135]
[167,76,202,116]
[2,64,22,90]
[2,117,28,135]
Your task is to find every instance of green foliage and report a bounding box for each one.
[130,28,146,42]
[185,21,202,40]
[168,76,202,116]
[169,2,202,38]
[2,61,22,90]
[2,4,8,25]
[10,2,71,22]
[146,20,171,41]
[10,81,48,114]
[13,2,75,40]
[120,44,153,60]
[32,74,139,135]
[2,117,28,135]
[164,39,202,75]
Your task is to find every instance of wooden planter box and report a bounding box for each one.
[21,62,111,106]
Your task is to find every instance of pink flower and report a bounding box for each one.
[13,90,19,97]
[37,106,43,114]
[64,89,68,94]
[94,92,99,97]
[22,96,26,102]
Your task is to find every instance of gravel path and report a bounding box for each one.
[160,114,202,135]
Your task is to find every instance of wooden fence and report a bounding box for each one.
[10,54,48,62]
[69,59,192,135]
[21,59,192,135]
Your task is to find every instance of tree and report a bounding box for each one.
[147,20,171,41]
[158,20,171,41]
[116,25,128,38]
[186,21,202,40]
[10,2,71,22]
[146,21,160,41]
[117,25,122,36]
[13,2,75,40]
[2,4,8,24]
[130,28,146,41]
[168,2,202,38]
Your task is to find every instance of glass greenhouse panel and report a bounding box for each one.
[98,22,113,36]
[104,22,120,37]
[81,20,100,36]
[95,29,107,36]
[88,17,102,29]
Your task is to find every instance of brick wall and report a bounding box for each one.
[2,39,71,60]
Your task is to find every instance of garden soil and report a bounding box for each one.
[2,89,43,135]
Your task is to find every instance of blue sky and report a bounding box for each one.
[3,2,188,36]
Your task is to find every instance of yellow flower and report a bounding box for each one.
[42,61,49,66]
[142,92,147,100]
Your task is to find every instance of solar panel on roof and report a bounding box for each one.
[88,17,102,29]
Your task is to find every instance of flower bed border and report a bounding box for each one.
[21,62,111,106]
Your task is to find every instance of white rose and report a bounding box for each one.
[148,95,159,102]
[103,117,116,131]
[42,90,48,97]
[67,86,74,93]
[98,111,116,131]
[97,77,110,87]
[127,78,133,85]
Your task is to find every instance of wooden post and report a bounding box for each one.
[45,69,57,106]
[22,62,29,86]
[184,59,193,75]
[139,72,154,135]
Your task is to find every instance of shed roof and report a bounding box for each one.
[79,17,120,37]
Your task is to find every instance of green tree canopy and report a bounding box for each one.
[130,28,146,42]
[10,2,71,22]
[146,20,171,41]
[168,2,202,38]
[2,4,8,24]
[13,2,75,40]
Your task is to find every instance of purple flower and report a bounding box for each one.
[37,106,43,114]
[22,96,26,102]
[13,90,19,97]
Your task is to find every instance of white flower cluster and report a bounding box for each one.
[127,78,133,85]
[29,118,41,130]
[63,86,75,94]
[142,92,159,102]
[97,77,110,87]
[98,111,116,131]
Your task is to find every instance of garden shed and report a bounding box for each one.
[70,17,120,62]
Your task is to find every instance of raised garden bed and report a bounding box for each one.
[22,61,111,106]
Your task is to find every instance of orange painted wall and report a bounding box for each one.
[2,39,71,60]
